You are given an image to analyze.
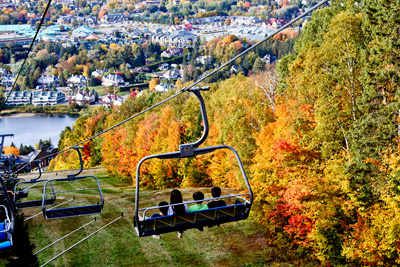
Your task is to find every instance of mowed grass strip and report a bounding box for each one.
[22,171,290,266]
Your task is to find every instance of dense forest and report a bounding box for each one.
[49,0,400,265]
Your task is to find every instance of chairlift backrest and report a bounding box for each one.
[13,161,57,209]
[42,147,104,219]
[134,88,253,237]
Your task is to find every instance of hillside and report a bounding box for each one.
[2,170,301,267]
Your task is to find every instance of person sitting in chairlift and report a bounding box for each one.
[188,191,208,212]
[168,189,188,238]
[151,201,169,218]
[207,186,226,209]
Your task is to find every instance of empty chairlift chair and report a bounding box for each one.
[42,147,104,219]
[134,87,253,237]
[13,161,56,209]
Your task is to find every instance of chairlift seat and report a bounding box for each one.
[44,204,102,219]
[16,191,28,199]
[16,198,55,209]
[135,203,249,237]
[0,222,8,240]
[0,221,11,249]
[0,240,11,249]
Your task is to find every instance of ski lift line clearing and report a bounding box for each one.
[134,87,253,237]
[42,147,104,220]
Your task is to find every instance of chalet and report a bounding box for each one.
[85,16,97,26]
[229,16,262,25]
[262,18,290,30]
[155,83,174,92]
[91,69,104,77]
[102,74,124,87]
[167,25,183,33]
[1,74,15,87]
[162,69,181,80]
[161,47,183,58]
[32,91,65,106]
[75,91,96,105]
[67,75,88,88]
[29,146,58,168]
[100,94,124,108]
[6,91,32,106]
[133,67,151,73]
[37,75,60,88]
[196,55,212,65]
[58,15,73,24]
[100,13,128,23]
[261,54,277,65]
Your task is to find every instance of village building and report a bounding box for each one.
[102,74,124,87]
[100,94,124,108]
[5,91,32,106]
[67,75,88,88]
[75,91,96,105]
[32,91,66,106]
[37,75,60,88]
[162,69,181,80]
[1,74,15,87]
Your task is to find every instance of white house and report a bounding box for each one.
[102,74,124,87]
[161,48,184,58]
[100,93,124,108]
[75,91,96,105]
[37,75,60,88]
[162,69,181,80]
[91,69,104,77]
[1,74,15,87]
[67,75,88,88]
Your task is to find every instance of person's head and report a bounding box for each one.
[170,189,185,215]
[193,191,204,204]
[211,186,221,198]
[170,189,183,204]
[158,201,169,216]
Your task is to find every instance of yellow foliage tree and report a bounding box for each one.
[4,146,19,156]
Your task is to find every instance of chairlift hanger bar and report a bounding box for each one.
[25,0,329,168]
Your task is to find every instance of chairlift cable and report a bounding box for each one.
[15,0,328,174]
[40,214,123,267]
[33,218,96,255]
[0,0,53,113]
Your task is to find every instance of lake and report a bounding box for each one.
[0,113,78,147]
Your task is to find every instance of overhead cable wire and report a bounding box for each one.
[0,0,53,113]
[34,218,97,255]
[40,214,123,267]
[19,0,329,169]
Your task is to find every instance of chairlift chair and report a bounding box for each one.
[13,161,56,209]
[0,205,12,249]
[0,177,14,249]
[134,87,253,237]
[42,147,104,219]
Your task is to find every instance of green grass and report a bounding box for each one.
[13,171,294,266]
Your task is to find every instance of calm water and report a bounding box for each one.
[0,113,78,147]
